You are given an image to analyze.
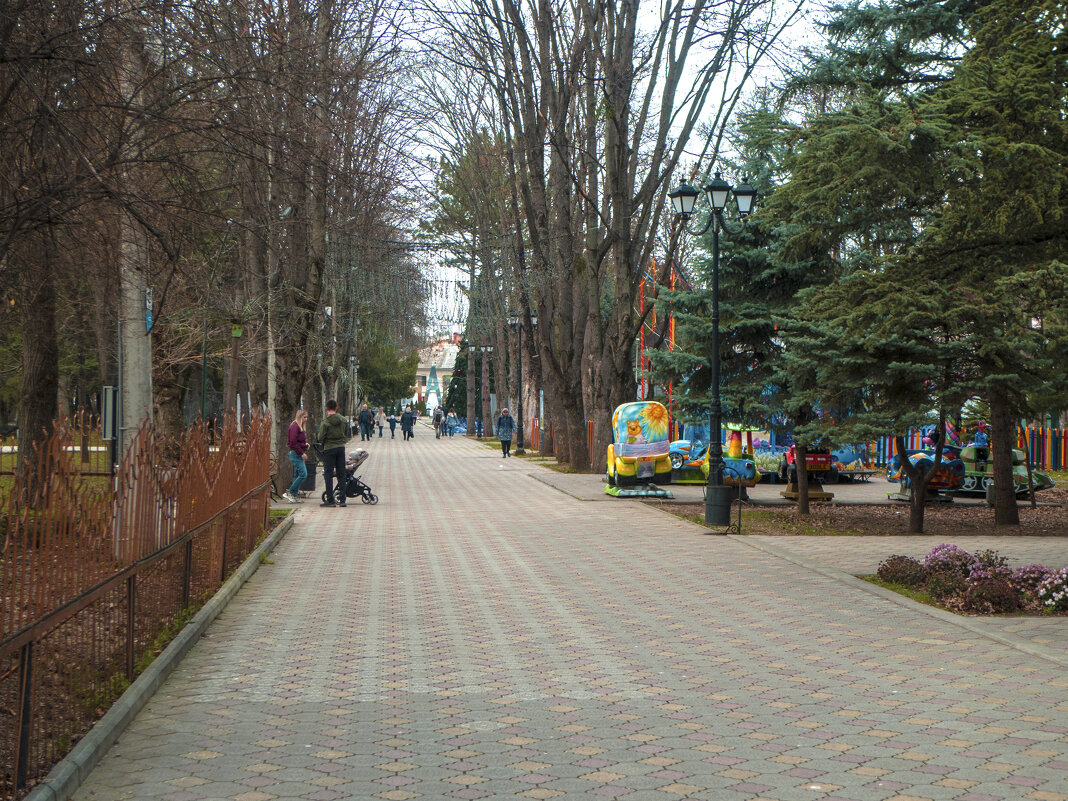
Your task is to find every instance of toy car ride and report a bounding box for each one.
[605,401,673,497]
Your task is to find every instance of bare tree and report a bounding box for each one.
[423,0,803,468]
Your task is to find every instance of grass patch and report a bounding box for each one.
[546,462,595,474]
[78,603,198,718]
[860,575,943,608]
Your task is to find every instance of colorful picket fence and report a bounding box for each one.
[873,427,1066,471]
[1018,426,1067,472]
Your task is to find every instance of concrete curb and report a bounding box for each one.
[732,534,1068,670]
[25,512,296,801]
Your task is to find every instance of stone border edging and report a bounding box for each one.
[733,535,1068,670]
[24,512,297,801]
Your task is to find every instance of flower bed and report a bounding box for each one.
[871,544,1068,615]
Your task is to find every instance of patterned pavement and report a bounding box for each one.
[74,424,1068,801]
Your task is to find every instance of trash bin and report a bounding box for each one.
[985,481,995,506]
[302,458,317,492]
[705,485,734,526]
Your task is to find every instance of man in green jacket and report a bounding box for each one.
[318,399,349,507]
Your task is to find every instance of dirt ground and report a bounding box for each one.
[651,483,1068,537]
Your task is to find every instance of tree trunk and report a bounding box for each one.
[893,435,926,534]
[16,234,59,501]
[989,382,1019,525]
[481,348,492,437]
[466,345,476,436]
[152,361,186,463]
[57,372,72,419]
[909,474,928,534]
[796,442,810,515]
[562,394,588,470]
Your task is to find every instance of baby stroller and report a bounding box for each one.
[319,446,378,505]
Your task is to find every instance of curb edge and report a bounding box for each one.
[733,534,1068,670]
[24,512,296,801]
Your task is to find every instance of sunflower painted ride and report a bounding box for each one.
[605,401,673,497]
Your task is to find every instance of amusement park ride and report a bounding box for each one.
[612,252,1056,505]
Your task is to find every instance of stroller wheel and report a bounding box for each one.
[334,486,346,504]
[362,493,378,505]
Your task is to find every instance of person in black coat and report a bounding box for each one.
[400,406,415,441]
[495,408,516,457]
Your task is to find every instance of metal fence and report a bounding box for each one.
[0,412,110,477]
[529,418,597,471]
[0,414,271,798]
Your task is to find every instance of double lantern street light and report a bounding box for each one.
[668,172,757,527]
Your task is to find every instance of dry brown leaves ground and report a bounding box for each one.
[652,483,1068,537]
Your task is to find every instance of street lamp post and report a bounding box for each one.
[668,172,756,527]
[351,317,359,412]
[507,315,526,456]
[349,355,357,414]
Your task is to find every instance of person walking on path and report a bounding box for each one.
[388,410,398,439]
[318,399,349,506]
[358,404,374,441]
[375,407,386,437]
[284,409,309,502]
[496,407,516,458]
[400,406,415,440]
[433,406,445,439]
[446,408,458,437]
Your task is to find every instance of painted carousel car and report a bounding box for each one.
[606,401,673,486]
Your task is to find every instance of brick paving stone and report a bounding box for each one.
[73,427,1068,800]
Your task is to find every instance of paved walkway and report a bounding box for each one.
[74,425,1068,801]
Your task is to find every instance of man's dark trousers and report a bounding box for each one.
[322,446,347,504]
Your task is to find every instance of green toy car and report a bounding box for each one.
[956,445,1055,496]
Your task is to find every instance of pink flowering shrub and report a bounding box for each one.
[879,546,1068,616]
[923,544,979,577]
[968,550,1012,583]
[877,555,928,587]
[963,579,1020,614]
[1011,564,1052,594]
[1037,568,1068,612]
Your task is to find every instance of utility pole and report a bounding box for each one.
[117,8,152,453]
[119,249,153,451]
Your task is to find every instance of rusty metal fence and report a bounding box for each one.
[529,417,598,471]
[0,414,271,798]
